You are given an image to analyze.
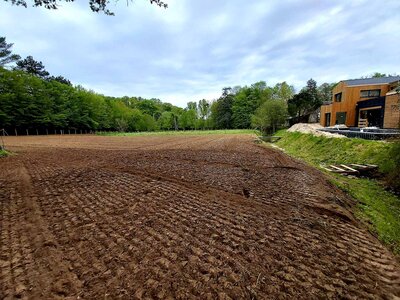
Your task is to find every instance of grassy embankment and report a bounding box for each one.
[271,130,400,254]
[97,129,257,136]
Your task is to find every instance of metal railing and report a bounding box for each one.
[319,128,400,140]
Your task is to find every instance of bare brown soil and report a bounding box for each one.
[1,134,399,299]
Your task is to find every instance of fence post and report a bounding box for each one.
[36,129,39,135]
[15,128,17,136]
[26,129,29,136]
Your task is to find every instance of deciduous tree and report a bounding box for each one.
[251,99,287,134]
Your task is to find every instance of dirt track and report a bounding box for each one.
[1,134,399,299]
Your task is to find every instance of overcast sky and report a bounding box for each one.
[1,0,399,107]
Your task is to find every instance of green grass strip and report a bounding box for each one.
[273,130,400,254]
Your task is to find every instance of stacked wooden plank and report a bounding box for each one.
[321,163,378,175]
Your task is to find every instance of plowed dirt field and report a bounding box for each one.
[0,134,399,299]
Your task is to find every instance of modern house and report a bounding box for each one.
[320,76,400,129]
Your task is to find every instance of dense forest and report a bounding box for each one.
[0,36,334,134]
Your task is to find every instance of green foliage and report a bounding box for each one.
[232,84,264,129]
[212,88,234,129]
[97,129,256,136]
[318,82,336,103]
[115,118,128,132]
[288,78,329,118]
[252,99,287,133]
[0,149,9,157]
[274,131,400,253]
[15,56,49,78]
[48,75,72,86]
[179,108,197,130]
[198,99,210,122]
[0,67,181,132]
[271,81,295,102]
[136,99,160,116]
[158,111,174,130]
[0,37,20,67]
[210,82,294,130]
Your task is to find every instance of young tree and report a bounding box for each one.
[15,56,50,78]
[251,99,287,134]
[198,99,209,119]
[0,37,20,67]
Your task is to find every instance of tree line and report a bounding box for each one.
[0,36,336,134]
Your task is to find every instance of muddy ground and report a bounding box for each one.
[0,134,399,299]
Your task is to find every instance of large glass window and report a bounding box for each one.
[360,89,380,98]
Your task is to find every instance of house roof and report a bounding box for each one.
[343,76,400,86]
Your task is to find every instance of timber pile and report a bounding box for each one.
[321,164,378,175]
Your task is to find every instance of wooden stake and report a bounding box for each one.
[340,165,358,173]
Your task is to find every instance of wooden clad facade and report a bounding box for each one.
[384,92,400,128]
[320,78,400,129]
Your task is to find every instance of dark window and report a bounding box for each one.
[334,92,342,102]
[336,112,346,125]
[360,89,380,98]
